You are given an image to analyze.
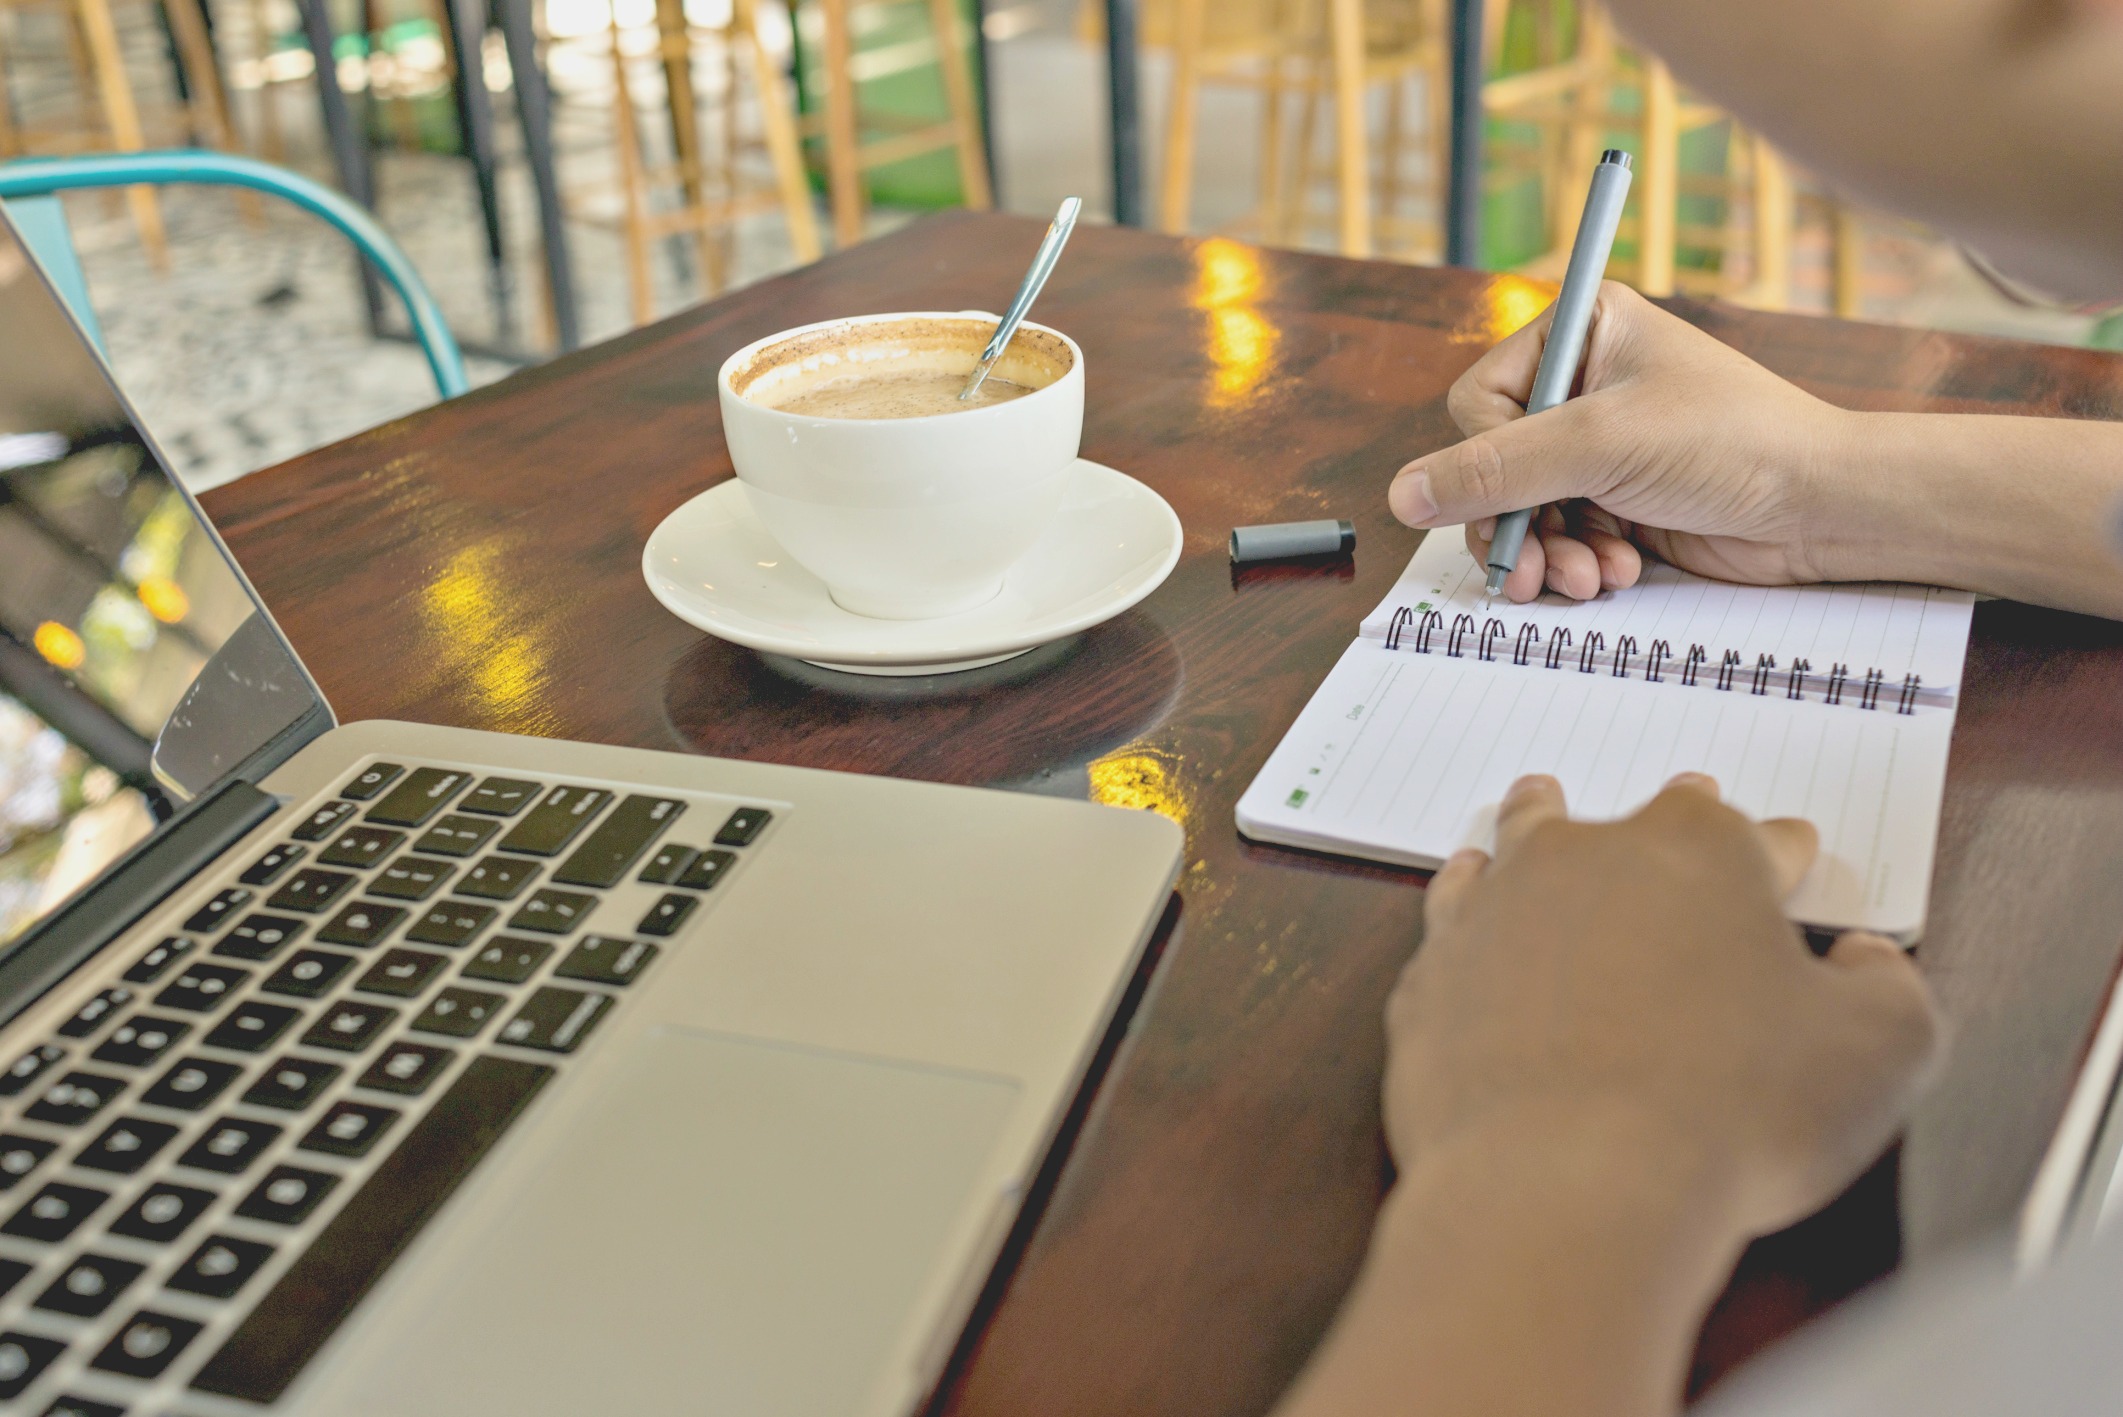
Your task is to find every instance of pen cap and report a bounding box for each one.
[1230,519,1356,564]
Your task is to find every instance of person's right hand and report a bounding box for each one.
[1388,282,1857,603]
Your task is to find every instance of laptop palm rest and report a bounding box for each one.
[308,1026,1020,1416]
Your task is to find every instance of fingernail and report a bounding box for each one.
[1476,516,1496,540]
[1392,470,1439,527]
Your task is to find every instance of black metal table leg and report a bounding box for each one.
[494,0,580,351]
[439,0,515,341]
[293,0,387,327]
[1446,0,1483,267]
[1103,0,1141,226]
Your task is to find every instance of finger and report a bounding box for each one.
[1424,847,1491,932]
[1755,817,1820,897]
[1444,304,1557,436]
[1494,774,1568,859]
[1539,530,1604,600]
[1823,932,1943,1070]
[1582,526,1643,590]
[1664,771,1720,799]
[1388,398,1621,529]
[1822,930,1908,974]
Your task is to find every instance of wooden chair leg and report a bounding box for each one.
[1833,203,1864,318]
[1749,134,1792,310]
[1285,67,1322,245]
[76,0,169,270]
[1549,3,1610,258]
[1257,56,1289,243]
[0,42,20,158]
[247,0,287,162]
[737,0,822,262]
[1327,0,1369,257]
[924,0,990,208]
[1377,76,1405,235]
[165,0,265,225]
[818,0,864,247]
[1157,0,1204,234]
[608,6,657,326]
[651,0,713,286]
[1636,52,1677,296]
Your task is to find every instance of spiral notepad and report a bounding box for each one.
[1236,530,1977,939]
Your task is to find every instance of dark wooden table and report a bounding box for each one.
[201,212,2123,1413]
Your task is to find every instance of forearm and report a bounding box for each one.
[1274,1124,1745,1417]
[1807,410,2123,618]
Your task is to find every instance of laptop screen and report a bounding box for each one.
[0,202,326,953]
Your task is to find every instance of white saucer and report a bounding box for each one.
[642,459,1183,675]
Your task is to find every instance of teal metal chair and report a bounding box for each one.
[0,149,469,399]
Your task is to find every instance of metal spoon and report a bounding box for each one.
[960,196,1083,400]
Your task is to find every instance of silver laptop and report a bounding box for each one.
[0,203,1183,1415]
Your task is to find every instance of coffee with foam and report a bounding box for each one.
[731,316,1071,422]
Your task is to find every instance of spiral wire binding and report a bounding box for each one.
[1374,608,1939,714]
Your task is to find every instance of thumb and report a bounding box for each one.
[1389,400,1618,529]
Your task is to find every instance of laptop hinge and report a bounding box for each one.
[0,779,280,1028]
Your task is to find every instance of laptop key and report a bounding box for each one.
[260,949,360,1000]
[41,1395,122,1417]
[56,987,134,1038]
[267,868,358,915]
[317,826,406,870]
[141,1057,243,1112]
[0,1043,65,1097]
[183,888,253,934]
[169,1236,276,1300]
[508,888,597,936]
[214,912,308,961]
[0,1135,56,1190]
[3,1181,109,1241]
[459,776,543,817]
[316,901,406,949]
[91,1013,190,1067]
[0,1332,64,1400]
[236,1166,339,1226]
[74,1119,180,1175]
[461,937,553,985]
[242,1058,343,1112]
[714,806,773,846]
[405,902,498,949]
[414,813,498,857]
[637,843,700,885]
[0,1260,25,1298]
[291,799,358,841]
[409,988,506,1039]
[91,1309,202,1379]
[302,1001,398,1052]
[358,1042,455,1096]
[638,893,697,937]
[340,762,404,801]
[239,842,307,886]
[364,768,473,828]
[557,937,659,986]
[111,1182,218,1243]
[34,1254,144,1317]
[25,1072,125,1126]
[355,949,449,999]
[673,849,737,891]
[498,987,613,1054]
[370,856,455,902]
[552,795,685,888]
[180,1118,283,1175]
[192,1056,553,1405]
[123,935,194,983]
[454,855,539,901]
[202,1001,304,1054]
[298,1101,400,1159]
[496,786,613,857]
[157,964,251,1013]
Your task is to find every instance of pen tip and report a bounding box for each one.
[1483,568,1507,597]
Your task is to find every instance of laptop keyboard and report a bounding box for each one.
[0,760,775,1412]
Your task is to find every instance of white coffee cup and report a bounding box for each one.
[718,312,1085,620]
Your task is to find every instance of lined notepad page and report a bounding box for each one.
[1359,530,1975,694]
[1237,533,1977,938]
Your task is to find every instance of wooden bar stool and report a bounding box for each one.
[799,0,992,250]
[578,0,820,326]
[0,0,248,267]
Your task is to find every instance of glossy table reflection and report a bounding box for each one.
[202,212,2123,1414]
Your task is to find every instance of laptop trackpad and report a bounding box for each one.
[324,1027,1020,1417]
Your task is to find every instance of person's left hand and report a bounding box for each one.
[1385,773,1941,1242]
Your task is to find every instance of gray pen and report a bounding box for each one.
[1485,150,1634,596]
